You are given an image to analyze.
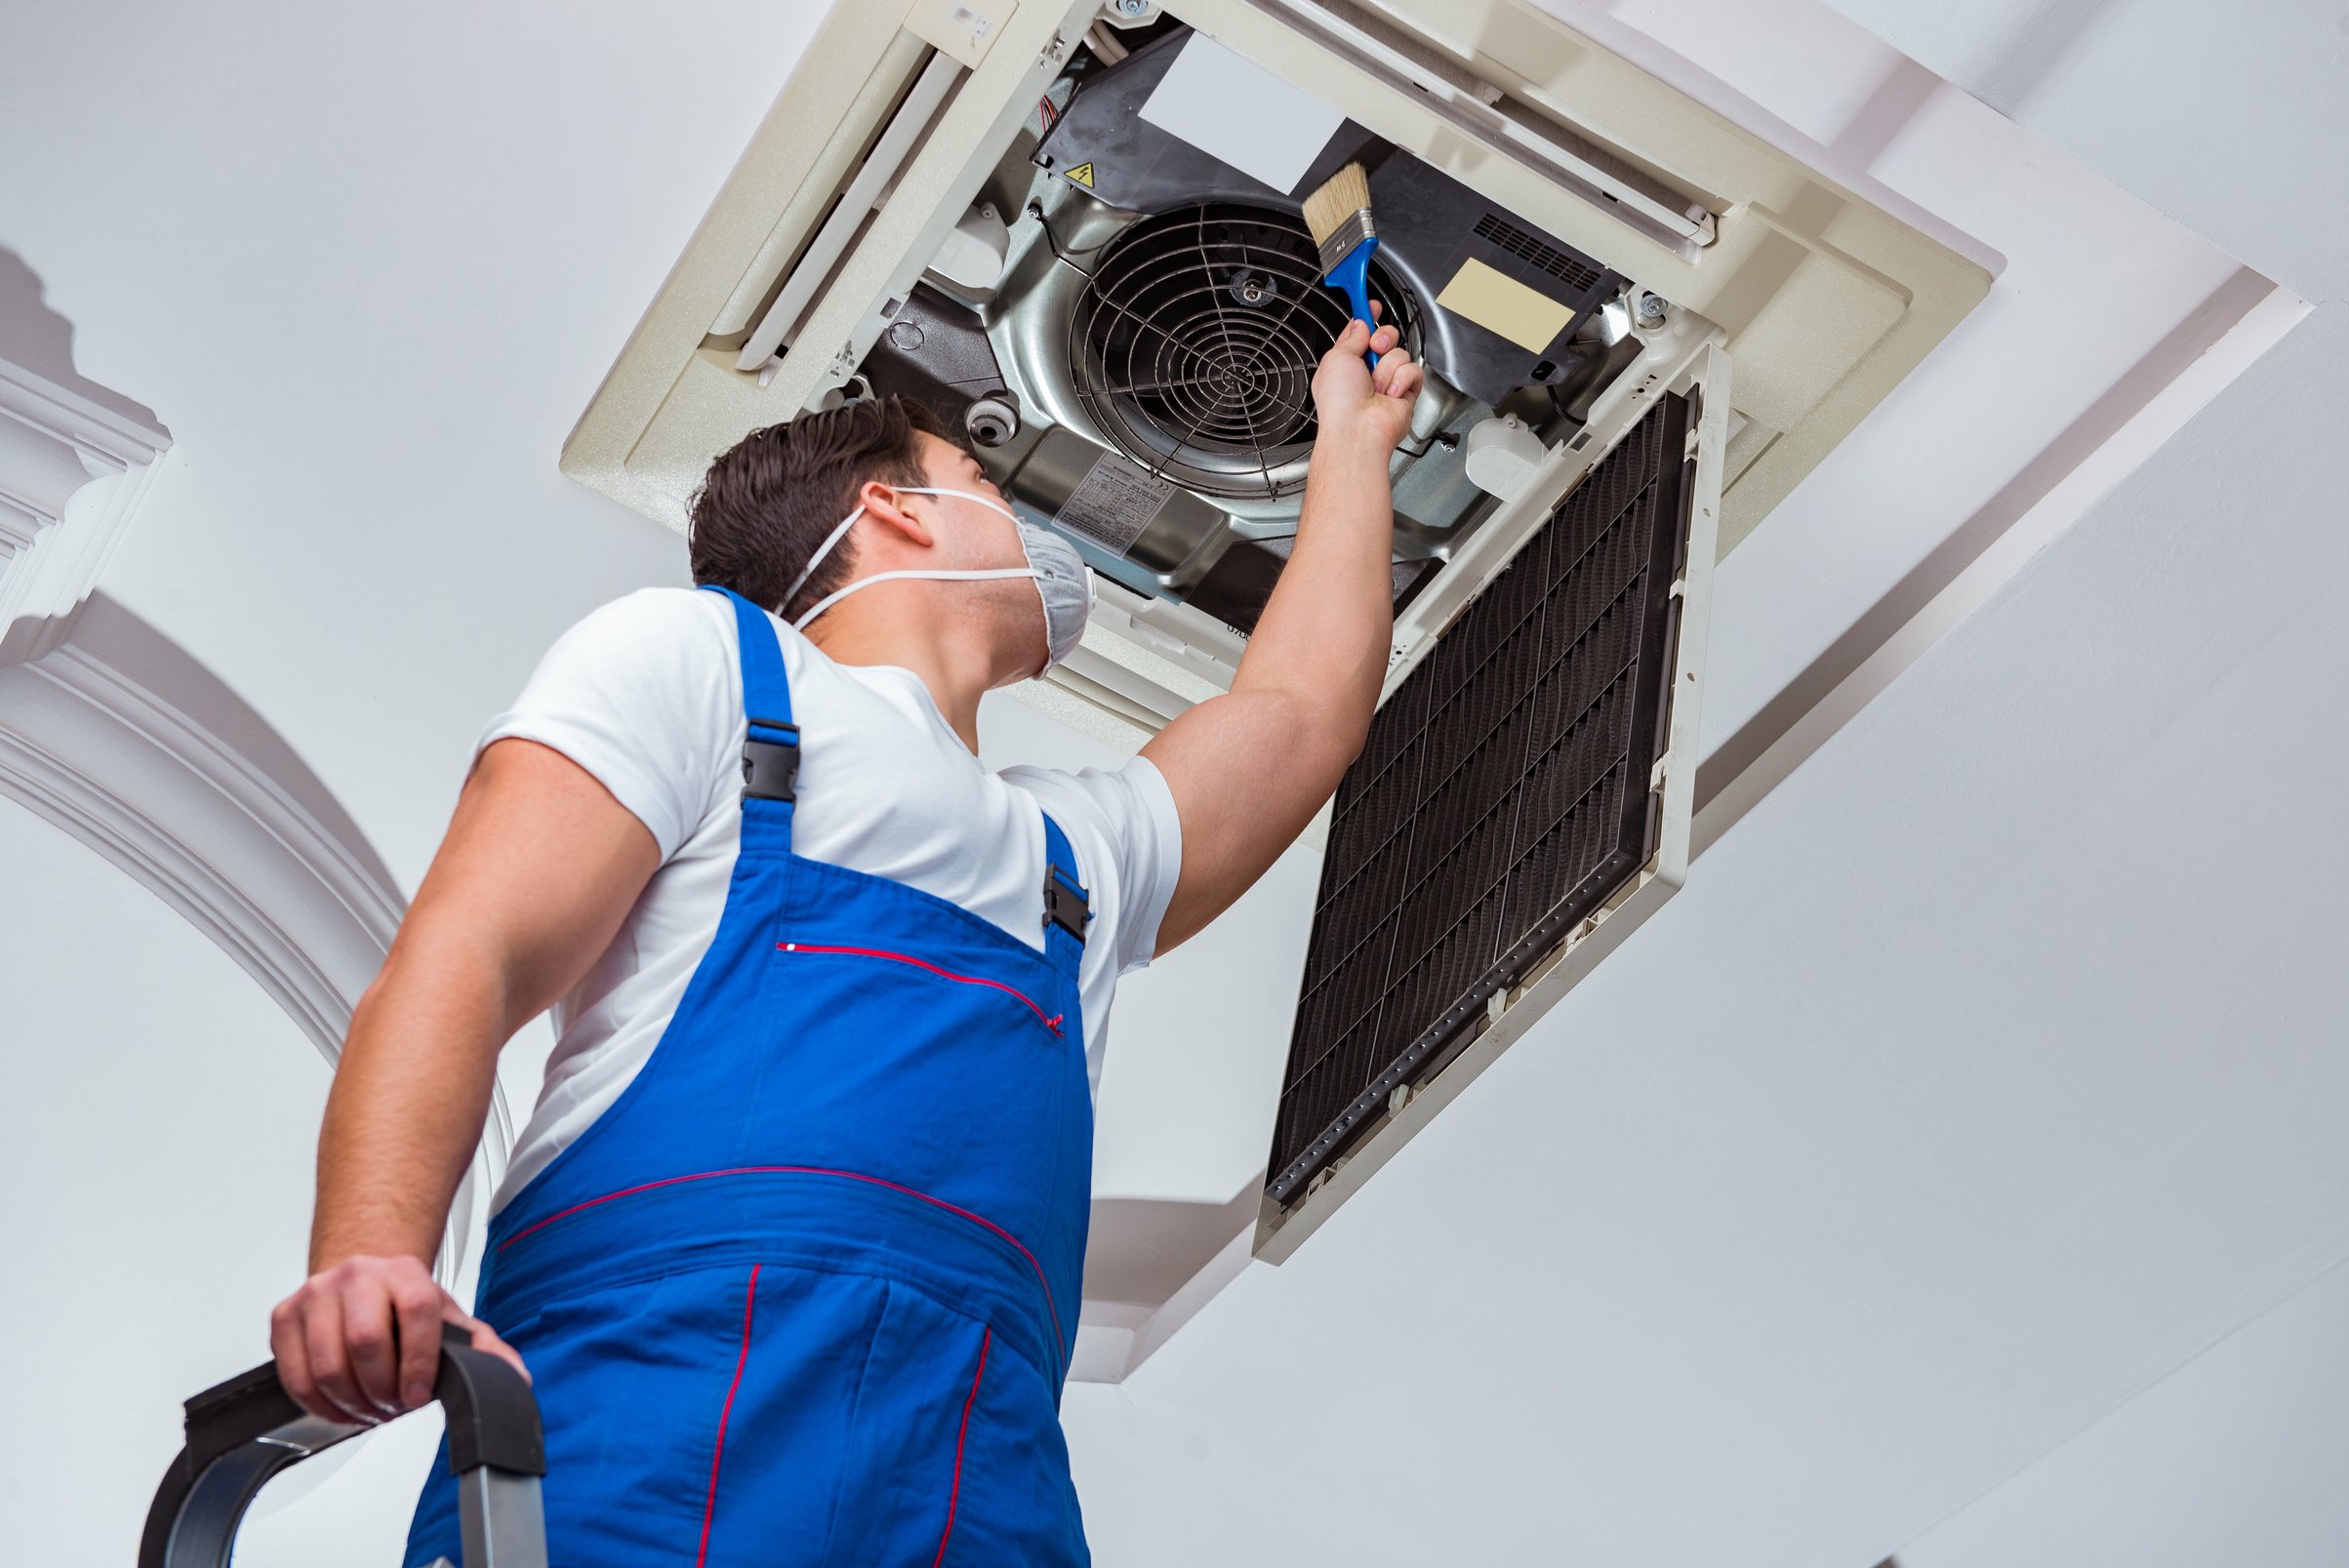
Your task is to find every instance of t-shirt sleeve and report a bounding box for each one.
[473,588,739,861]
[1001,755,1184,977]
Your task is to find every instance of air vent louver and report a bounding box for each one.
[1472,212,1606,295]
[1268,392,1694,1205]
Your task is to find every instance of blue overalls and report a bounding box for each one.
[406,587,1094,1566]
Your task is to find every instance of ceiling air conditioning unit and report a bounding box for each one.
[561,0,1987,1261]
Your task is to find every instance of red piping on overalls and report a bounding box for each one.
[495,1167,1066,1369]
[694,1263,760,1568]
[931,1327,991,1567]
[778,942,1065,1035]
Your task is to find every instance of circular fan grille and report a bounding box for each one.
[1068,202,1415,500]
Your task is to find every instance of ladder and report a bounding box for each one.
[139,1325,547,1567]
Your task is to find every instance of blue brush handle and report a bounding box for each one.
[1324,235,1381,372]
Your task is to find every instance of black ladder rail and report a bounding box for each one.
[140,1324,547,1568]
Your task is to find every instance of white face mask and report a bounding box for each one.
[782,487,1096,676]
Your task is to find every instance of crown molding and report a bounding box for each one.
[0,358,173,664]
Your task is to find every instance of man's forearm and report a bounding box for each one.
[1235,427,1397,748]
[309,936,509,1271]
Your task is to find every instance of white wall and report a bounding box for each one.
[0,808,338,1560]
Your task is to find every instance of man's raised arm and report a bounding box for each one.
[1144,312,1424,952]
[270,738,659,1423]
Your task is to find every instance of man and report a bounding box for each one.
[270,312,1421,1565]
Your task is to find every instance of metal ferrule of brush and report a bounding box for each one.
[1314,210,1376,279]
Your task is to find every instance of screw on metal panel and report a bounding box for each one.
[965,394,1020,447]
[1114,0,1152,14]
[1636,291,1668,328]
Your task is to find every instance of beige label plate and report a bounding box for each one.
[1435,257,1574,353]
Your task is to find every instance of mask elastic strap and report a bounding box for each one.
[790,567,1038,631]
[898,486,1018,523]
[779,488,1021,617]
[781,505,866,612]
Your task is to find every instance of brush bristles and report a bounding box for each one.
[1302,162,1373,264]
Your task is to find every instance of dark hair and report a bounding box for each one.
[688,395,952,619]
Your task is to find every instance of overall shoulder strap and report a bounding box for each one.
[706,584,798,853]
[1040,813,1090,972]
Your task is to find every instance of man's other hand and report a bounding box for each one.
[270,1254,529,1425]
[1311,303,1425,455]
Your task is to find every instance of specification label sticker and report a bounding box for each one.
[1053,450,1176,556]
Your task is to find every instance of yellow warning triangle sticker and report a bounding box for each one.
[1065,161,1095,188]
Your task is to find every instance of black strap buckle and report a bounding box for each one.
[742,718,800,803]
[1044,862,1089,942]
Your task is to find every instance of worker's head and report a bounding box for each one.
[689,395,1088,682]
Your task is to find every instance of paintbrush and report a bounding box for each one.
[1301,162,1381,371]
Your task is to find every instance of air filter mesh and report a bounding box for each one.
[1268,392,1693,1206]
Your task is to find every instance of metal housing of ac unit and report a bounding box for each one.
[555,0,1986,1261]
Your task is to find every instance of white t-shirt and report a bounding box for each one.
[478,587,1184,1211]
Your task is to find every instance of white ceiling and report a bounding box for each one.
[1896,1256,2349,1568]
[1802,0,2349,1560]
[1,0,2342,1565]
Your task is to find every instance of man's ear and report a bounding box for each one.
[857,479,935,550]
